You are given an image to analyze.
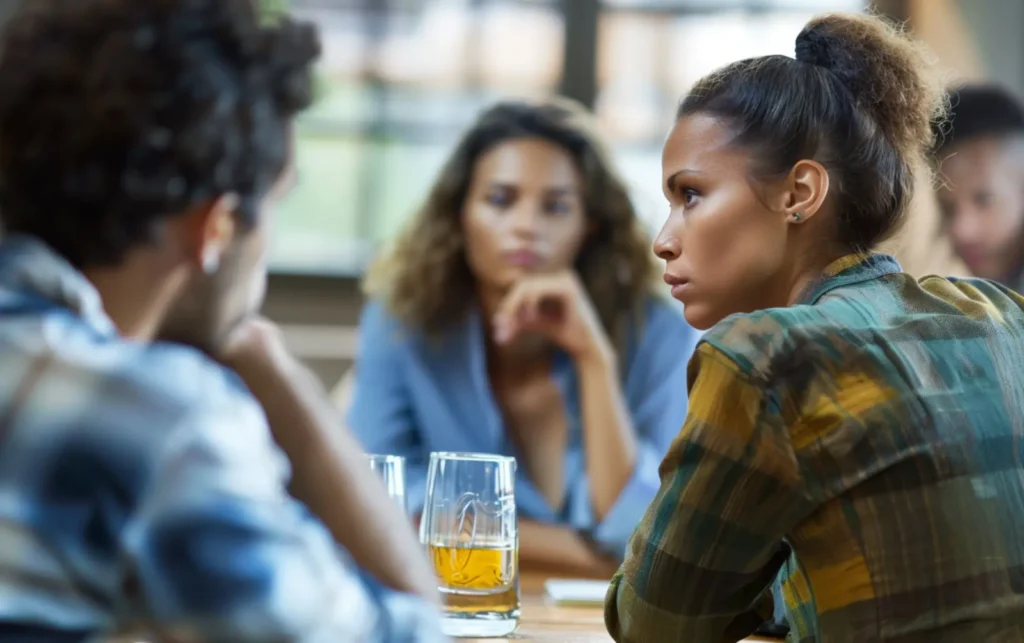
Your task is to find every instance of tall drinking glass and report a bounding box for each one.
[366,454,407,514]
[420,452,518,637]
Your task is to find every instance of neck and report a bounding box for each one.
[1000,243,1024,287]
[784,247,852,307]
[83,254,188,341]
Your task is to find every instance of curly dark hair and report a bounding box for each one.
[0,0,320,268]
[364,98,660,350]
[935,84,1024,153]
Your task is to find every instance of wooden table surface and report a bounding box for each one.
[461,571,782,642]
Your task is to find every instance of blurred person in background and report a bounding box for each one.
[879,159,969,279]
[607,12,1024,643]
[0,0,443,640]
[934,84,1024,291]
[348,98,700,575]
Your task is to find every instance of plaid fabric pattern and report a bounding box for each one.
[0,236,447,642]
[605,253,1024,642]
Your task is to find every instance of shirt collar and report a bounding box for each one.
[0,234,118,337]
[795,253,903,306]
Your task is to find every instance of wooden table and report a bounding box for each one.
[461,572,782,642]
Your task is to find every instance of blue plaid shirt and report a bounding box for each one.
[0,236,447,642]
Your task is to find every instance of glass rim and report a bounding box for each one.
[429,451,516,464]
[365,454,406,464]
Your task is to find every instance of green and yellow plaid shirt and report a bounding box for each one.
[606,254,1024,642]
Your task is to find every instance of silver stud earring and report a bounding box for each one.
[202,250,220,274]
[791,212,803,222]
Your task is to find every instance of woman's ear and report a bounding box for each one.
[784,159,829,224]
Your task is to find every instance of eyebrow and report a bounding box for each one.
[486,181,578,195]
[543,186,577,197]
[665,169,700,193]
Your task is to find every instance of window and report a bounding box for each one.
[272,0,564,273]
[271,0,866,274]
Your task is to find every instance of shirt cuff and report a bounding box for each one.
[358,569,447,642]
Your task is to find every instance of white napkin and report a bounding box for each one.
[543,579,611,606]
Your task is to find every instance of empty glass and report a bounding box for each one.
[366,454,407,514]
[420,452,519,637]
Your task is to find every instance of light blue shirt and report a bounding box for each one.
[0,236,446,642]
[347,297,700,556]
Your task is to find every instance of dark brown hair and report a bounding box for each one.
[0,0,320,269]
[679,13,947,252]
[364,97,659,346]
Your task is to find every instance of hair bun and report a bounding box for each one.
[792,14,945,157]
[794,27,834,69]
[794,22,862,96]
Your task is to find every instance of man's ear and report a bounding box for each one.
[179,194,240,274]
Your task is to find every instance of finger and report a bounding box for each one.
[494,284,529,343]
[497,281,558,343]
[506,293,576,345]
[505,291,545,342]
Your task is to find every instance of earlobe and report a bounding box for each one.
[201,248,221,274]
[787,159,830,223]
[193,193,239,272]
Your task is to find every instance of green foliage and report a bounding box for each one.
[258,0,288,24]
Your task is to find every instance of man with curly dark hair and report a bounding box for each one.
[0,0,444,640]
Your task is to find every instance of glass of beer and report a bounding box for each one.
[420,452,518,637]
[366,454,407,514]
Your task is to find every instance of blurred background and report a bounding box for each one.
[1,0,1020,386]
[245,0,1024,386]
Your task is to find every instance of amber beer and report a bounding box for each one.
[429,541,519,616]
[421,452,519,637]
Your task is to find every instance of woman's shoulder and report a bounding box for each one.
[357,298,475,360]
[697,304,838,382]
[357,298,421,352]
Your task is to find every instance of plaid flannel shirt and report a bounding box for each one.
[606,253,1024,642]
[0,235,447,642]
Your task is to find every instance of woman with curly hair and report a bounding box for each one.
[347,98,700,572]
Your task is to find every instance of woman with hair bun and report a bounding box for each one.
[607,12,1024,642]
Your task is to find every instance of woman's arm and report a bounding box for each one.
[605,343,812,642]
[575,347,640,521]
[573,301,700,554]
[519,519,620,578]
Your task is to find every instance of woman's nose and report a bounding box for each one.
[653,223,681,261]
[509,204,542,237]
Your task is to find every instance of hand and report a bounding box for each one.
[216,316,294,392]
[493,271,612,362]
[218,316,288,367]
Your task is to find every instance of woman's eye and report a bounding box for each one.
[682,188,700,208]
[486,190,513,208]
[545,199,571,215]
